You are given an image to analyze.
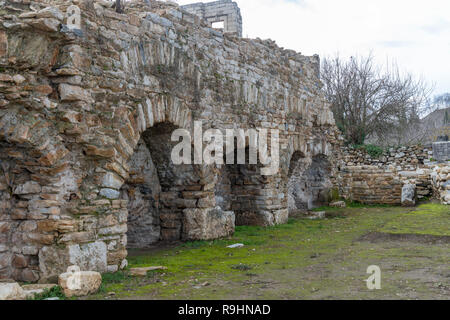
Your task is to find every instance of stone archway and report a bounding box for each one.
[121,121,219,247]
[214,145,288,227]
[0,1,343,283]
[287,153,333,211]
[120,137,160,248]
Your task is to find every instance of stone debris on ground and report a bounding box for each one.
[227,243,244,248]
[330,201,346,208]
[22,284,57,299]
[307,211,326,220]
[401,184,416,207]
[129,266,168,276]
[0,280,58,300]
[0,281,26,300]
[58,266,102,298]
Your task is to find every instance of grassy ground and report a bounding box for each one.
[83,203,449,300]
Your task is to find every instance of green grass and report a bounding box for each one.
[312,201,393,212]
[84,203,449,300]
[378,203,450,236]
[30,286,66,300]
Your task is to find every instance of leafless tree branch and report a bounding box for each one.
[321,54,433,146]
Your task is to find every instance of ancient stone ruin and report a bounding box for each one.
[0,0,448,285]
[181,0,242,37]
[339,145,450,206]
[0,0,340,282]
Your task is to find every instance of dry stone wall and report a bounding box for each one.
[341,145,432,169]
[339,166,403,205]
[339,145,450,205]
[0,0,341,282]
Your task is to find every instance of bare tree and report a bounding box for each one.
[434,93,450,110]
[321,54,432,146]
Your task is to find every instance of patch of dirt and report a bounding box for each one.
[359,232,450,244]
[289,210,309,218]
[289,209,348,219]
[127,242,182,256]
[324,211,348,219]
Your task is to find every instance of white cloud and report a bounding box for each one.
[176,0,450,96]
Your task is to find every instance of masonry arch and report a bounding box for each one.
[121,121,210,246]
[213,143,287,227]
[287,152,333,211]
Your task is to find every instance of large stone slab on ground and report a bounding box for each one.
[330,201,346,208]
[307,211,326,220]
[183,208,235,240]
[0,281,26,300]
[22,284,56,299]
[129,266,168,276]
[401,184,416,207]
[58,266,102,298]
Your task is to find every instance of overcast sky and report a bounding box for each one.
[176,0,450,96]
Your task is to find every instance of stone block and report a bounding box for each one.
[183,208,235,240]
[13,181,41,195]
[58,266,102,298]
[22,284,56,299]
[59,84,91,102]
[0,281,26,300]
[401,184,416,207]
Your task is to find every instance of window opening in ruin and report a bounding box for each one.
[212,21,225,30]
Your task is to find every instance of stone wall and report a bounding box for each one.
[433,141,450,161]
[181,0,242,37]
[341,145,433,169]
[288,154,333,210]
[339,145,450,205]
[339,166,402,205]
[431,164,450,205]
[0,0,340,282]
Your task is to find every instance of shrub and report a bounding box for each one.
[353,144,384,158]
[31,286,66,300]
